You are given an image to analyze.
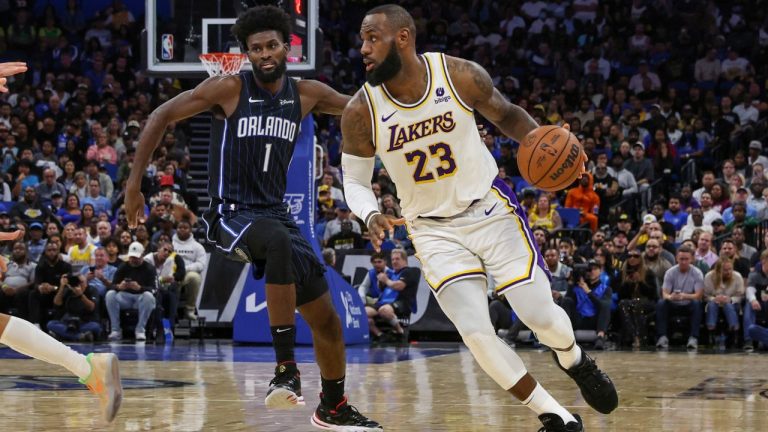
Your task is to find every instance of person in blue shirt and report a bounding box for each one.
[561,260,613,350]
[80,178,111,217]
[663,195,688,232]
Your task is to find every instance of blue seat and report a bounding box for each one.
[103,163,118,181]
[557,207,581,229]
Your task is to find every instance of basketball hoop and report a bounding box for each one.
[199,53,247,77]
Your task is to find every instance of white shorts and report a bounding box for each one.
[406,185,546,295]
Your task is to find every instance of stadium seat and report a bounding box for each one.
[557,207,581,229]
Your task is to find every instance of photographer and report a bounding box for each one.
[46,274,101,342]
[561,260,613,350]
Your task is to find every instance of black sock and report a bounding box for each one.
[270,325,296,364]
[321,376,346,407]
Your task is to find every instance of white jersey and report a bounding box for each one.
[361,52,498,220]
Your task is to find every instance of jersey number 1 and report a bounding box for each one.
[404,142,457,183]
[263,143,272,172]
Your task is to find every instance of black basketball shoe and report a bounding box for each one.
[311,396,383,431]
[553,348,618,414]
[538,413,584,432]
[265,362,305,409]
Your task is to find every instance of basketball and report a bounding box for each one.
[517,125,586,192]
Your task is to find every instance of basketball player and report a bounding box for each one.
[124,6,381,431]
[341,6,617,431]
[0,63,122,424]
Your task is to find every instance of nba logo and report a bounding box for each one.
[161,34,174,60]
[436,87,445,97]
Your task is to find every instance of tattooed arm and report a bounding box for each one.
[445,55,538,142]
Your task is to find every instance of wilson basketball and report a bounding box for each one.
[517,125,586,192]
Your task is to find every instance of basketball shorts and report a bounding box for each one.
[202,204,327,306]
[406,181,550,296]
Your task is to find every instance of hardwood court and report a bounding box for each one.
[0,342,766,431]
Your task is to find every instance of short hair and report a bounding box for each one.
[677,245,694,255]
[366,4,416,34]
[390,248,408,261]
[370,251,387,262]
[760,249,768,261]
[231,5,291,48]
[322,248,335,265]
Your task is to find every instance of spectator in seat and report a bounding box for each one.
[80,247,116,298]
[86,131,117,165]
[30,242,73,329]
[323,202,362,245]
[543,246,570,307]
[35,168,67,203]
[171,220,204,320]
[744,250,768,352]
[46,273,101,342]
[703,257,744,349]
[80,178,111,217]
[84,160,114,200]
[103,237,124,267]
[145,241,185,326]
[564,172,600,232]
[320,172,344,202]
[0,241,36,319]
[327,219,364,250]
[67,227,96,273]
[694,231,718,268]
[93,220,113,247]
[357,252,389,307]
[365,249,419,342]
[561,259,612,350]
[677,207,712,243]
[11,186,51,225]
[655,246,704,350]
[106,242,157,342]
[26,222,47,263]
[623,143,654,211]
[528,194,562,232]
[663,195,688,233]
[617,250,658,348]
[718,238,750,279]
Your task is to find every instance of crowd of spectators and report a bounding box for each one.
[0,1,206,343]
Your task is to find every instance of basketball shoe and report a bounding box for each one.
[538,413,583,432]
[311,395,383,431]
[265,361,305,408]
[79,353,123,423]
[553,348,618,414]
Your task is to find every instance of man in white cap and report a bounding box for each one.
[747,141,768,168]
[105,241,157,342]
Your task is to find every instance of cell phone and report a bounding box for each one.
[67,274,81,286]
[89,266,95,273]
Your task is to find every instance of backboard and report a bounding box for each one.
[143,0,320,77]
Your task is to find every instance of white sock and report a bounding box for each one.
[555,343,582,370]
[0,316,92,380]
[523,383,578,424]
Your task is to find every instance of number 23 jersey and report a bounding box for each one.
[361,52,498,220]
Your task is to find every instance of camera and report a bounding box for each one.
[67,274,81,287]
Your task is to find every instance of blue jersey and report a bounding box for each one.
[209,72,302,208]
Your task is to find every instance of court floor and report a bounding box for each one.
[0,341,765,431]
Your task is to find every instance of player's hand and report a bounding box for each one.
[1,230,24,241]
[0,62,27,93]
[367,213,405,252]
[125,189,146,228]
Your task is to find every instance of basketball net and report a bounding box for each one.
[199,53,247,77]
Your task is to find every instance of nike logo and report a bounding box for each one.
[249,97,264,103]
[381,111,396,122]
[484,204,497,216]
[276,328,291,333]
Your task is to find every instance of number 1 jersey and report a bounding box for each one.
[209,72,302,208]
[361,52,498,220]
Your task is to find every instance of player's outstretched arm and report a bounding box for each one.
[125,76,239,227]
[0,62,28,92]
[341,91,403,251]
[297,79,351,117]
[445,56,538,142]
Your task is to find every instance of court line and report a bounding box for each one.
[28,395,768,412]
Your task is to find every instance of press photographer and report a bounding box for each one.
[561,260,613,350]
[46,274,102,342]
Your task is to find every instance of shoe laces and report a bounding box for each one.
[327,397,376,425]
[572,356,607,389]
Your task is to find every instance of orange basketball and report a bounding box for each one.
[517,125,586,192]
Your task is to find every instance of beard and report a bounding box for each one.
[253,59,287,83]
[365,42,402,86]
